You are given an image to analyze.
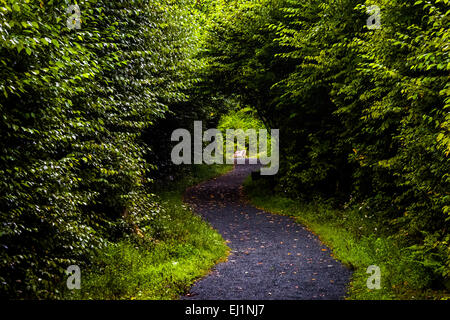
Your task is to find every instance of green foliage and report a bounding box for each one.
[0,0,200,298]
[217,107,268,156]
[244,177,450,299]
[204,0,450,291]
[1,0,449,299]
[218,107,266,131]
[64,164,231,300]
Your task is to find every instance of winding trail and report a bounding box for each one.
[182,161,352,300]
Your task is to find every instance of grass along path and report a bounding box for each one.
[65,165,232,300]
[243,178,450,300]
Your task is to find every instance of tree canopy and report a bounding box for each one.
[1,0,449,298]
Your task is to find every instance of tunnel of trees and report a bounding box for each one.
[0,0,449,299]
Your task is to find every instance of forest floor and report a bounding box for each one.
[181,160,352,300]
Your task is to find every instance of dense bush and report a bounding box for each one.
[1,0,448,299]
[203,0,450,288]
[65,164,231,300]
[0,0,198,298]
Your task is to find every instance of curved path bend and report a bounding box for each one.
[182,161,352,300]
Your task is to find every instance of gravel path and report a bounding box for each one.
[181,161,352,300]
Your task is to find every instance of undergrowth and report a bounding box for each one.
[65,164,232,300]
[243,177,450,300]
